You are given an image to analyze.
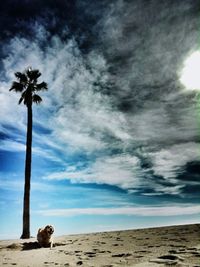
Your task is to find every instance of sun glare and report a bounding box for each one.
[180,51,200,90]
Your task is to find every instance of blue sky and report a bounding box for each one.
[0,0,200,239]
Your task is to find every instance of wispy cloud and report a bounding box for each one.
[2,25,122,154]
[0,139,25,152]
[43,141,200,196]
[43,154,141,189]
[36,204,200,217]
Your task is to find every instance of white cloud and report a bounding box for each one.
[36,204,200,217]
[0,81,26,131]
[0,138,64,163]
[32,146,64,164]
[149,142,200,179]
[0,139,25,152]
[44,154,141,189]
[1,25,131,156]
[43,141,200,193]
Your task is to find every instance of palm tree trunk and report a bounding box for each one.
[21,103,32,239]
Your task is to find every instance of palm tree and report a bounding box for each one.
[10,67,48,239]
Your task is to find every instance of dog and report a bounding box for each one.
[37,225,54,249]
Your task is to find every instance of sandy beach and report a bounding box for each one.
[0,224,199,267]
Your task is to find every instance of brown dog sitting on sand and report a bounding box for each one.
[37,225,54,249]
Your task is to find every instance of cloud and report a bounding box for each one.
[0,81,26,131]
[43,154,141,189]
[36,204,200,217]
[0,137,64,164]
[0,139,25,152]
[100,0,199,88]
[1,1,200,201]
[148,142,200,179]
[42,144,197,197]
[2,24,127,154]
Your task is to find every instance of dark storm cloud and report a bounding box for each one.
[0,0,111,52]
[97,0,200,109]
[0,0,75,38]
[178,161,200,182]
[174,161,200,198]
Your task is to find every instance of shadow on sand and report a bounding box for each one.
[22,241,41,250]
[22,242,66,250]
[6,241,66,251]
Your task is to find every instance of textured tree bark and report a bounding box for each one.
[21,103,32,239]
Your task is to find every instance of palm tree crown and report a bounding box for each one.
[9,67,48,106]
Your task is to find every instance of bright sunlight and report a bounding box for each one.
[180,51,200,90]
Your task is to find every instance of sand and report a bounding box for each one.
[0,224,199,267]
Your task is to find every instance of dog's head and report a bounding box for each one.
[44,225,54,236]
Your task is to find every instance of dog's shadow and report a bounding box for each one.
[22,241,65,250]
[22,241,41,250]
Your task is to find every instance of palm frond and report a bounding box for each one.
[26,69,41,81]
[9,81,24,92]
[21,90,27,97]
[32,94,42,104]
[36,81,48,91]
[18,96,24,105]
[19,91,31,106]
[15,72,27,83]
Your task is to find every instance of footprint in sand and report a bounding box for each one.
[135,255,143,258]
[112,253,132,257]
[149,254,184,265]
[53,242,67,247]
[84,252,96,257]
[190,251,200,257]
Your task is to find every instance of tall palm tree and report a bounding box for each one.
[10,67,48,239]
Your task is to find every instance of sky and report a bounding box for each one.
[0,0,200,239]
